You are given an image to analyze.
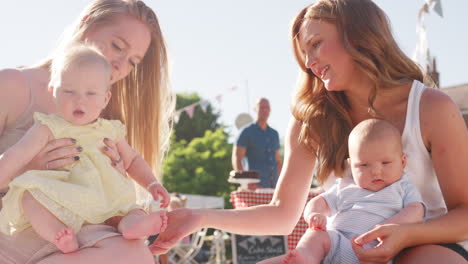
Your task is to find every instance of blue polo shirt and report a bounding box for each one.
[236,123,280,188]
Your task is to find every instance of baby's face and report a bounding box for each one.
[349,138,405,192]
[52,63,111,126]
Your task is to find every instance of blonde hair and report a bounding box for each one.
[49,43,111,89]
[348,119,402,155]
[290,0,423,184]
[39,0,174,179]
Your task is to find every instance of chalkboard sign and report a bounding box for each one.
[231,234,288,264]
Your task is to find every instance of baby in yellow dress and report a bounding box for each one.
[0,44,170,253]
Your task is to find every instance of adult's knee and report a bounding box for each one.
[125,240,154,264]
[396,244,465,264]
[114,238,154,264]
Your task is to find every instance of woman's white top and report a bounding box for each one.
[403,80,468,249]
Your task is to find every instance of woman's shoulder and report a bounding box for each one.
[0,68,31,125]
[0,68,28,94]
[419,87,463,144]
[420,87,460,120]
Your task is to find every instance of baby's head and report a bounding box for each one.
[348,119,406,192]
[49,44,111,125]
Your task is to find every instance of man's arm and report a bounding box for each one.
[380,202,425,225]
[232,145,246,171]
[275,150,282,174]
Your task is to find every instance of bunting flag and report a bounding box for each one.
[174,111,181,123]
[425,0,443,17]
[412,10,430,69]
[174,85,238,123]
[185,104,196,119]
[200,100,210,112]
[215,95,223,104]
[412,0,443,71]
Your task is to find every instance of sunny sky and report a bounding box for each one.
[2,0,467,141]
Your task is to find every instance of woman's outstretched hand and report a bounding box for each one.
[149,208,203,254]
[351,224,410,264]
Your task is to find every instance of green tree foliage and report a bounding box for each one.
[174,93,222,142]
[162,93,236,207]
[162,129,236,207]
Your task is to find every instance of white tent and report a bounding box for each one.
[183,194,225,209]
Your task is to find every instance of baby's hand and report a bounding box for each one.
[309,213,327,231]
[148,183,170,208]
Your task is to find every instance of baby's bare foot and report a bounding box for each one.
[55,227,78,253]
[123,211,168,240]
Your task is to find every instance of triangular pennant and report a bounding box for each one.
[425,0,443,17]
[185,105,196,118]
[412,4,431,70]
[173,111,181,123]
[200,100,209,112]
[215,95,222,104]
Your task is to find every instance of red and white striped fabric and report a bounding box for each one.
[230,190,317,251]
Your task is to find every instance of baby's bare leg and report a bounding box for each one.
[119,209,168,240]
[258,229,331,264]
[22,191,78,253]
[282,229,331,264]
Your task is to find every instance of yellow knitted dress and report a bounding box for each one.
[0,113,139,235]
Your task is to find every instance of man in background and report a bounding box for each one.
[232,98,282,189]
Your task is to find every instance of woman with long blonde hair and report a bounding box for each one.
[0,0,174,263]
[153,0,468,263]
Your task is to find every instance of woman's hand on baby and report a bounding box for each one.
[351,223,410,264]
[148,183,170,208]
[102,138,126,177]
[149,208,202,254]
[27,138,80,171]
[309,213,327,230]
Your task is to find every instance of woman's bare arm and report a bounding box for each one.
[405,89,468,244]
[0,123,51,188]
[0,69,30,142]
[151,118,318,254]
[193,118,317,235]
